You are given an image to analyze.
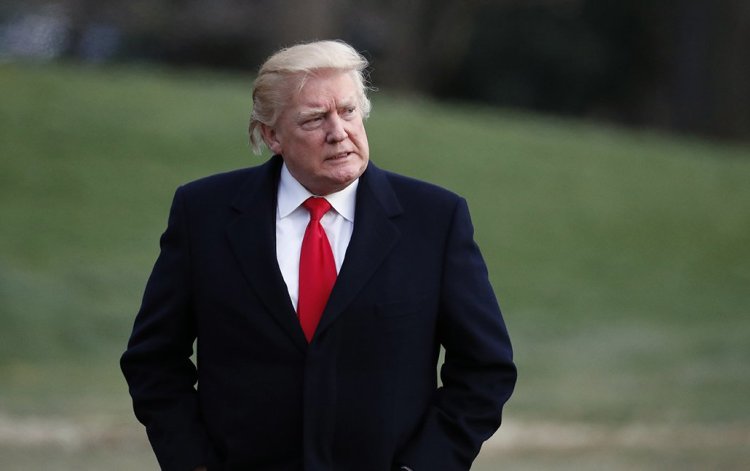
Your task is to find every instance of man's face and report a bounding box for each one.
[262,70,370,195]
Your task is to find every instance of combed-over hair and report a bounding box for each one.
[248,40,371,154]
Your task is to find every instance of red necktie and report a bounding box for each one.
[298,197,337,342]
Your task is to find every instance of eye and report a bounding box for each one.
[300,115,324,129]
[342,106,356,118]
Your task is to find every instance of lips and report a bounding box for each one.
[327,151,353,161]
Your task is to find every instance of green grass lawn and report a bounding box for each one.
[1,62,749,469]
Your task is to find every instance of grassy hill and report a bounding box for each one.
[1,62,749,469]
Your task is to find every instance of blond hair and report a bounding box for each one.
[248,40,372,154]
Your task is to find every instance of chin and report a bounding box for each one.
[315,174,354,195]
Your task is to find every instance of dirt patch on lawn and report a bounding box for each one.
[487,419,750,451]
[1,412,748,452]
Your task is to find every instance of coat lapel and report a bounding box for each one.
[314,163,402,339]
[226,156,309,353]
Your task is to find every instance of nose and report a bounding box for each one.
[325,114,347,143]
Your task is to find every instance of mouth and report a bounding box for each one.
[326,151,353,161]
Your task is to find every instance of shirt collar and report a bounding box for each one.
[277,163,358,222]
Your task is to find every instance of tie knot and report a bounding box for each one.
[303,197,332,221]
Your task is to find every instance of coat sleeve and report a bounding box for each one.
[395,197,517,470]
[120,187,217,471]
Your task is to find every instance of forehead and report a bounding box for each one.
[290,70,358,108]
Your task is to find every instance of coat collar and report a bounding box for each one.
[227,156,309,352]
[226,156,402,351]
[314,159,402,339]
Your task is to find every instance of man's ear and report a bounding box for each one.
[260,124,283,155]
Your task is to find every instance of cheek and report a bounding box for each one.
[292,131,324,151]
[354,129,369,153]
[348,123,366,143]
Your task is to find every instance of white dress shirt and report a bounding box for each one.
[276,163,358,311]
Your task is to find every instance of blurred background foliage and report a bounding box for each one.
[2,0,750,142]
[1,1,749,470]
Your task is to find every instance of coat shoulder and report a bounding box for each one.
[377,167,463,210]
[179,166,260,197]
[175,157,280,207]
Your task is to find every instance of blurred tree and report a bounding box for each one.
[368,0,481,92]
[658,0,750,138]
[437,0,750,141]
[2,0,748,140]
[270,0,340,48]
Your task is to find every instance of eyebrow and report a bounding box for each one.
[296,100,358,120]
[297,108,326,121]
